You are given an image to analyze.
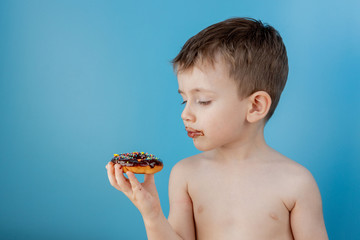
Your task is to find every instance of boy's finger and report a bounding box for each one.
[106,162,119,188]
[126,171,143,192]
[144,173,155,184]
[114,164,131,194]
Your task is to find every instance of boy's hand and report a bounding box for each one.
[106,162,162,220]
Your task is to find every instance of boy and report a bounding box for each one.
[106,17,328,239]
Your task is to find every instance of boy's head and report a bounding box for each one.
[172,17,288,121]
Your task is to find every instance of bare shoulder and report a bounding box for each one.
[267,150,321,210]
[270,153,329,239]
[272,152,314,181]
[170,152,208,177]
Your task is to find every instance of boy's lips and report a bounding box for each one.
[185,127,204,138]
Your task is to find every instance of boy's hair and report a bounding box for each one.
[172,17,288,121]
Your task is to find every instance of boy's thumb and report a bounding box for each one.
[126,171,142,191]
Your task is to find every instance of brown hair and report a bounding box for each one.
[171,17,288,121]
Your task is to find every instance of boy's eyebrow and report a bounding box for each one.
[178,88,214,94]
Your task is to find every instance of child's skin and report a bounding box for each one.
[106,56,328,239]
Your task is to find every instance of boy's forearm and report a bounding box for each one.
[143,212,183,240]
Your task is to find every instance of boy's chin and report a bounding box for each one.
[193,140,216,152]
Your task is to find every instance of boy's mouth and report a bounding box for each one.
[185,127,204,138]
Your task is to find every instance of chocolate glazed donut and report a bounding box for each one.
[111,152,163,174]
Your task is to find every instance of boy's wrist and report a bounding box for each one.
[142,209,165,227]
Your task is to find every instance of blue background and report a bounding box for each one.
[1,0,359,239]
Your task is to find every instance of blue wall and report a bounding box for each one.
[1,0,359,239]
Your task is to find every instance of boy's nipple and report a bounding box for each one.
[269,212,279,221]
[197,205,204,214]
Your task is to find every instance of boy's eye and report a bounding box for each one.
[198,100,211,105]
[181,100,211,105]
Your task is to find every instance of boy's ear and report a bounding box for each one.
[246,91,272,123]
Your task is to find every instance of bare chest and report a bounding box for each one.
[188,165,294,239]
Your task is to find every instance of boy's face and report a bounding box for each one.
[177,59,250,151]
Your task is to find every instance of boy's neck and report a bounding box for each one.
[211,123,271,163]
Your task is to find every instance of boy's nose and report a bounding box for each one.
[181,104,195,122]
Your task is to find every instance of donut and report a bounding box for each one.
[111,152,163,174]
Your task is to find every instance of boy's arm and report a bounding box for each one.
[290,169,329,240]
[106,162,183,240]
[167,160,196,240]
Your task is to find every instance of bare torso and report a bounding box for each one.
[184,151,304,240]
